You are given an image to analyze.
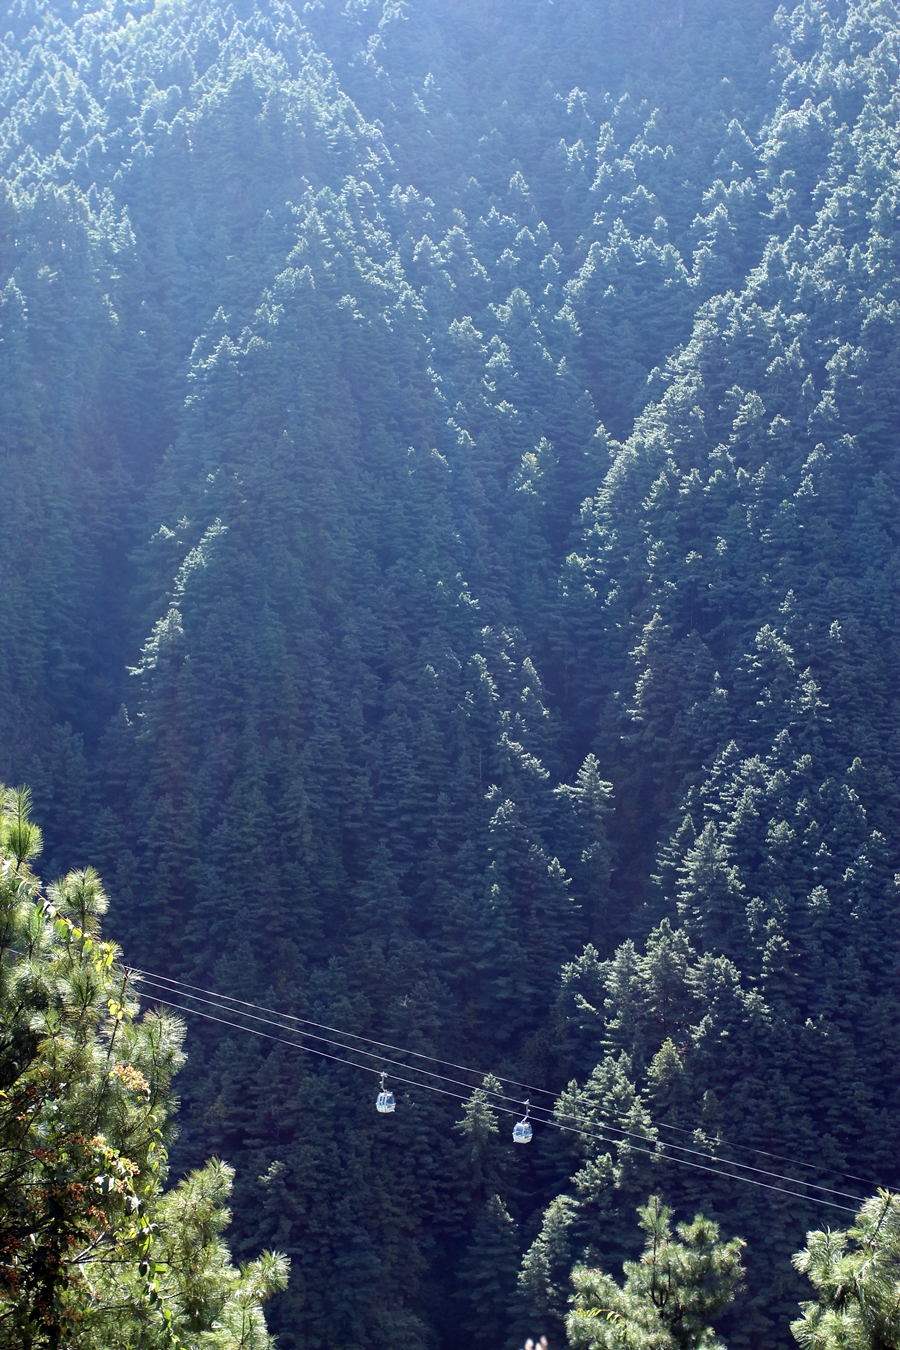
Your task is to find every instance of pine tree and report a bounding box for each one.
[0,788,288,1349]
[567,1196,744,1350]
[791,1191,900,1350]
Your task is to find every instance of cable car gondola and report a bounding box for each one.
[512,1100,532,1144]
[376,1071,396,1114]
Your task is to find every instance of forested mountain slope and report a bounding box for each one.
[1,1,898,1347]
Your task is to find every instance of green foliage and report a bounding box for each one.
[792,1192,900,1350]
[0,788,287,1349]
[454,1075,507,1206]
[567,1197,744,1350]
[459,1193,522,1349]
[518,1193,579,1329]
[0,787,43,868]
[2,0,900,1346]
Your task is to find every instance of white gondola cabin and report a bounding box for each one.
[512,1100,532,1144]
[376,1072,396,1114]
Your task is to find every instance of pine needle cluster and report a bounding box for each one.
[0,788,288,1350]
[566,1196,744,1350]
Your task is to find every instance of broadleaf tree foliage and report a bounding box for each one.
[1,0,899,1345]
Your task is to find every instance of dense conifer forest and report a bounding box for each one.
[1,0,899,1346]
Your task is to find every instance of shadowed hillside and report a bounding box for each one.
[2,1,898,1346]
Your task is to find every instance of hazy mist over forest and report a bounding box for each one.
[1,0,899,1346]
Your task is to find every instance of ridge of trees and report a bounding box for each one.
[1,0,899,1346]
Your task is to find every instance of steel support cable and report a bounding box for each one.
[133,970,872,1203]
[146,989,859,1215]
[135,972,867,1204]
[131,962,883,1190]
[134,972,529,1103]
[133,964,528,1081]
[135,972,866,1206]
[7,870,881,1199]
